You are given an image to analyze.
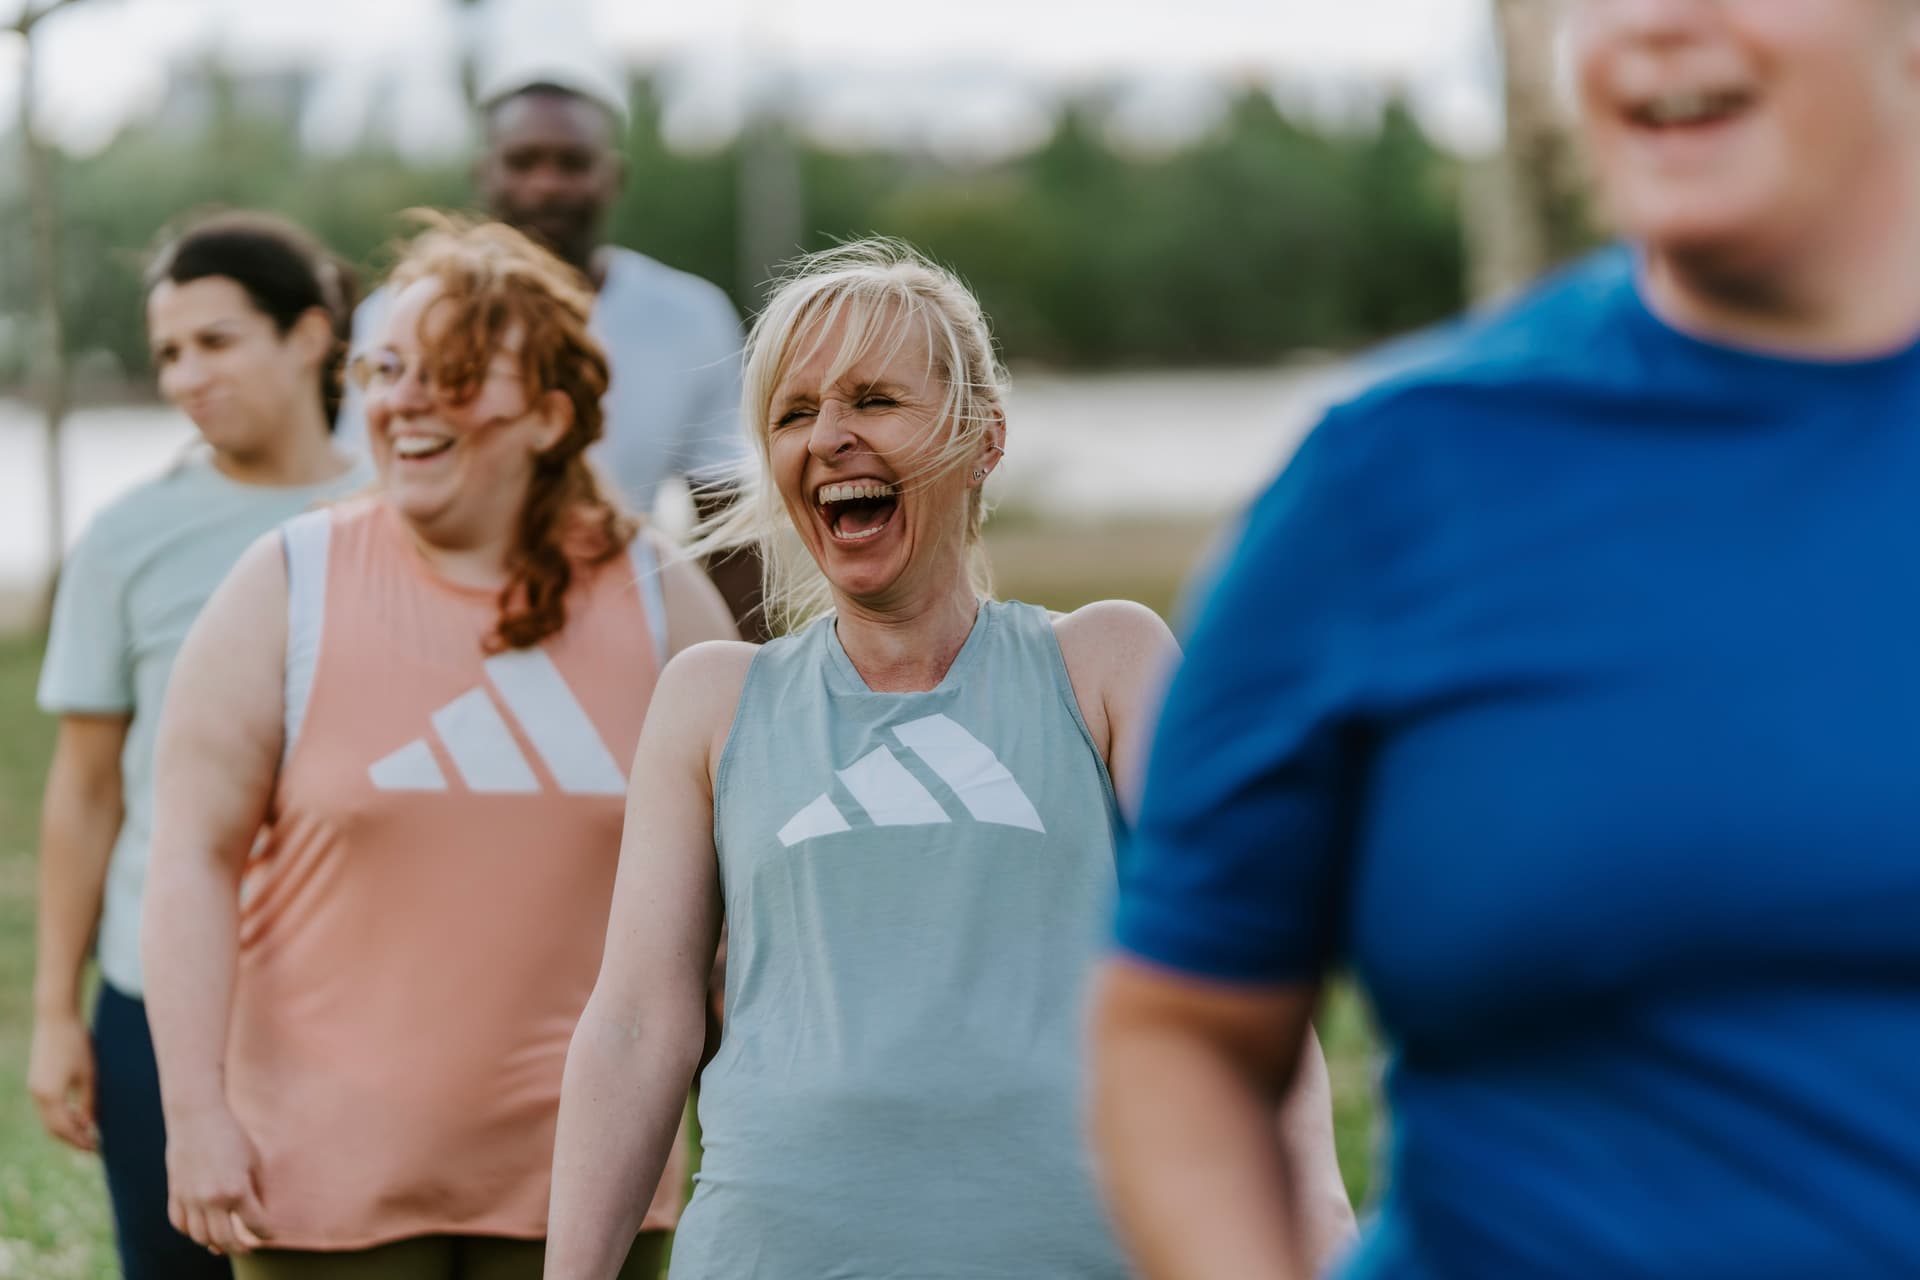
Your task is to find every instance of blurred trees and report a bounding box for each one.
[1471,0,1592,300]
[12,0,94,619]
[0,68,1466,395]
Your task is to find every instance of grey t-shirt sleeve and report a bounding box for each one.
[38,519,134,714]
[675,292,752,483]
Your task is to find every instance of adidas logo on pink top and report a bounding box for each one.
[368,647,628,795]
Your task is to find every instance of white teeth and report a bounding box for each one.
[394,435,453,459]
[1640,90,1744,127]
[833,522,888,542]
[816,481,898,505]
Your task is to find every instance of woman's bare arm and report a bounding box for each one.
[141,534,289,1254]
[29,713,130,1149]
[1060,601,1356,1273]
[1052,599,1179,818]
[545,641,753,1280]
[1092,965,1330,1280]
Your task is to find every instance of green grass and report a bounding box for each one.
[0,524,1382,1274]
[0,633,119,1279]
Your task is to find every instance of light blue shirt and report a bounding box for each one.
[337,246,749,514]
[673,601,1131,1278]
[38,449,368,997]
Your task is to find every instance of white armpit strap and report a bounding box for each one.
[281,510,332,766]
[628,533,670,669]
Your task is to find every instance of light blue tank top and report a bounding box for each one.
[669,599,1131,1279]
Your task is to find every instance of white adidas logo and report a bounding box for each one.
[777,713,1044,846]
[368,648,625,795]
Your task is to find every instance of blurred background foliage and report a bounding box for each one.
[0,68,1467,394]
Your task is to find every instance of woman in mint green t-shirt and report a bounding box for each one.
[28,212,365,1280]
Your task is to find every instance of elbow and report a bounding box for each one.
[569,988,706,1087]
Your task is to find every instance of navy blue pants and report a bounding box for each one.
[94,983,231,1280]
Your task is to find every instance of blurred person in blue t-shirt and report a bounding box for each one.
[1092,3,1920,1278]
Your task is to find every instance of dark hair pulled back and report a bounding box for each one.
[146,211,358,426]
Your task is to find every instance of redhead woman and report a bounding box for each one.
[142,218,735,1279]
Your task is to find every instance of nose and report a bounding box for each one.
[532,165,569,197]
[161,349,210,403]
[806,398,858,464]
[380,359,435,418]
[1576,0,1714,45]
[366,361,433,447]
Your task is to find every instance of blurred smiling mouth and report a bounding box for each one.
[816,479,900,543]
[392,432,455,462]
[1626,87,1755,133]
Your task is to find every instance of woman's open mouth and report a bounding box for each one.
[816,480,900,543]
[1625,87,1756,138]
[392,432,456,463]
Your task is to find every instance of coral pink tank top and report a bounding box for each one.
[226,497,669,1248]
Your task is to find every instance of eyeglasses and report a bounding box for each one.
[347,347,524,398]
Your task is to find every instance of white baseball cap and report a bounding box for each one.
[477,55,630,128]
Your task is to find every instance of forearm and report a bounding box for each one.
[32,792,120,1016]
[546,996,704,1279]
[141,853,243,1119]
[1093,1024,1311,1280]
[1278,1028,1358,1270]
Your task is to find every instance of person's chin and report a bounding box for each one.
[1617,181,1779,261]
[388,480,457,528]
[522,220,588,259]
[188,412,244,451]
[821,548,908,605]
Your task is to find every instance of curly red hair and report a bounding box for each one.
[385,214,636,651]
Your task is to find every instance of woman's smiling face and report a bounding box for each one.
[359,277,566,548]
[1571,0,1920,264]
[766,307,985,612]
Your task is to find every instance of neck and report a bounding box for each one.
[398,511,518,591]
[1642,157,1920,359]
[833,573,982,693]
[565,243,609,292]
[209,407,349,488]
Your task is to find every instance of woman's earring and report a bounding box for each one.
[973,468,987,481]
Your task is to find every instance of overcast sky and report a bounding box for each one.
[0,0,1501,156]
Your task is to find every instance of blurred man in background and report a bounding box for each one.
[339,62,765,638]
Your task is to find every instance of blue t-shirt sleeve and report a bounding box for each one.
[1116,409,1383,984]
[38,518,135,715]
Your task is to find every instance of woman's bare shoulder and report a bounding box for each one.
[646,639,761,757]
[1051,600,1178,687]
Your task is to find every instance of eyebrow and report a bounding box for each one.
[847,377,911,398]
[769,389,815,418]
[151,319,241,350]
[770,376,912,413]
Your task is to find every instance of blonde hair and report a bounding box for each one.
[692,238,1008,635]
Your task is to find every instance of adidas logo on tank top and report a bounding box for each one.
[777,712,1046,846]
[368,647,627,796]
